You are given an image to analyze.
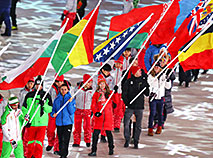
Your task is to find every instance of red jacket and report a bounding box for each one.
[91,91,118,131]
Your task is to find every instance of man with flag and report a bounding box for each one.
[22,76,52,158]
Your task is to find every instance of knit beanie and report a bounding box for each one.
[83,74,93,83]
[35,76,43,86]
[8,96,19,106]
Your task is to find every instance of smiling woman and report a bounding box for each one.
[51,83,76,158]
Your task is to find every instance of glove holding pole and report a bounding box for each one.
[10,139,18,149]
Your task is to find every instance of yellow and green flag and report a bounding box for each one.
[51,6,100,76]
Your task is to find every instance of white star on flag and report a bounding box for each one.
[95,53,102,61]
[115,37,121,43]
[110,41,115,49]
[129,26,135,32]
[122,31,128,38]
[103,47,110,55]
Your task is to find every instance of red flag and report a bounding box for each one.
[167,1,204,67]
[109,0,180,48]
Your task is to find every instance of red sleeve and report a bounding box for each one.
[91,92,98,113]
[112,91,119,104]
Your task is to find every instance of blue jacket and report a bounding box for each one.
[0,0,11,9]
[51,92,76,126]
[144,44,167,72]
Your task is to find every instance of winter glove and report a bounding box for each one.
[26,122,31,128]
[61,13,65,21]
[24,114,30,122]
[10,140,18,149]
[95,112,102,117]
[112,102,117,109]
[166,78,170,82]
[113,85,118,94]
[149,92,157,102]
[40,99,45,116]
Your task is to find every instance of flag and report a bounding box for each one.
[138,0,202,70]
[51,6,100,76]
[0,26,66,90]
[174,0,200,31]
[108,0,180,48]
[93,21,148,62]
[179,2,213,71]
[167,0,208,67]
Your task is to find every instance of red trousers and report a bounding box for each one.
[46,114,59,151]
[0,127,3,156]
[27,126,46,158]
[113,94,125,129]
[73,109,92,144]
[22,127,29,157]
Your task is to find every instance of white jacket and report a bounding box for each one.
[75,88,93,110]
[111,67,123,94]
[18,87,32,108]
[1,107,23,142]
[66,0,77,12]
[148,73,171,100]
[93,73,115,92]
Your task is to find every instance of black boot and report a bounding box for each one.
[1,28,11,36]
[46,145,53,151]
[72,144,80,147]
[88,151,96,156]
[179,81,183,86]
[124,140,129,148]
[86,143,91,147]
[109,149,114,155]
[100,135,107,143]
[185,82,190,87]
[114,128,120,133]
[134,140,138,149]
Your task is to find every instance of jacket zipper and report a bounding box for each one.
[62,97,64,126]
[83,91,86,109]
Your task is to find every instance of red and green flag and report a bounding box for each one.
[0,26,65,90]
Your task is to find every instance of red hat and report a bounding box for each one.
[83,74,93,83]
[130,66,141,75]
[115,56,124,64]
[97,75,106,85]
[28,77,35,82]
[55,74,64,82]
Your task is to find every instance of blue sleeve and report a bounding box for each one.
[50,100,57,118]
[67,99,76,115]
[144,47,152,72]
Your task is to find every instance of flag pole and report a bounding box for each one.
[147,36,176,75]
[0,43,11,57]
[41,0,102,102]
[98,0,176,113]
[55,14,154,116]
[27,0,102,123]
[21,19,69,131]
[167,62,178,79]
[129,17,213,104]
